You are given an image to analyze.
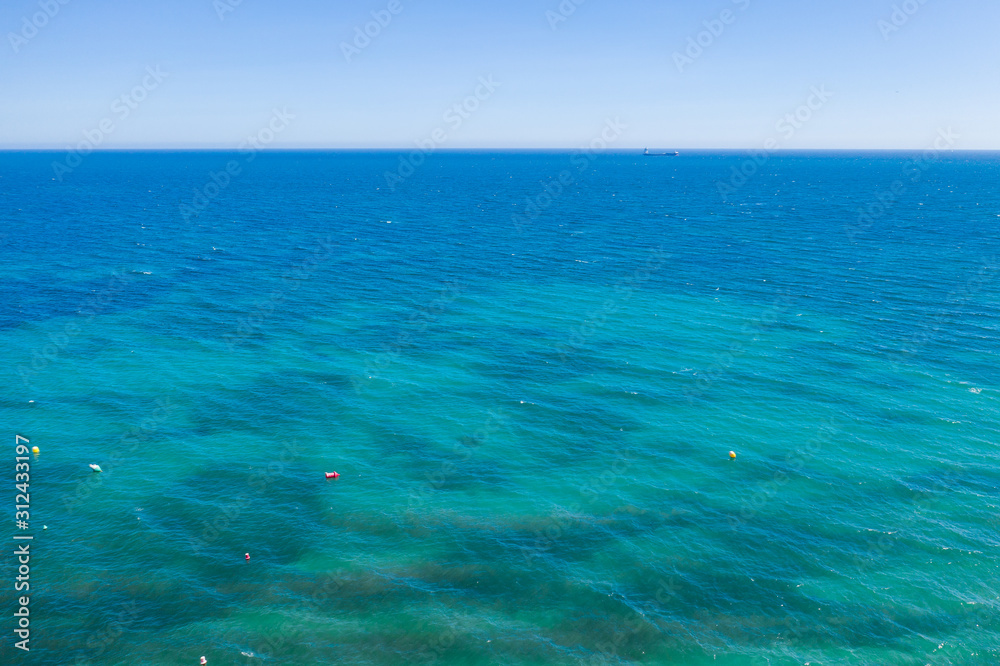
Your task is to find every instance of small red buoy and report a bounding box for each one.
[325,472,340,479]
[245,553,250,561]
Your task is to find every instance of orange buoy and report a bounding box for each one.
[325,472,340,479]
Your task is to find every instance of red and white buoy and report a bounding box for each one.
[325,471,340,479]
[245,553,250,561]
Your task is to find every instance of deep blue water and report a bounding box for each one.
[1,150,999,665]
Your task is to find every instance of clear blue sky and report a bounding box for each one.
[1,0,997,149]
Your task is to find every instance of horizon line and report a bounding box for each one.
[1,147,997,153]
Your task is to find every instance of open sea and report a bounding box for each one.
[1,150,998,665]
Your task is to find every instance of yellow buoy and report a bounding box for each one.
[31,446,40,454]
[729,451,736,459]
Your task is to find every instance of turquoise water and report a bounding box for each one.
[2,151,999,665]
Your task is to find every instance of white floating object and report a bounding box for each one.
[89,464,102,473]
